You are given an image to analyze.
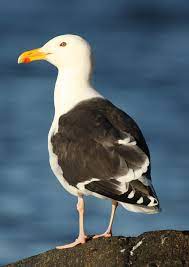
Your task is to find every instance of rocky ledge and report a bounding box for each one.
[5,230,189,267]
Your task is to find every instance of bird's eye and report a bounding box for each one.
[60,42,67,47]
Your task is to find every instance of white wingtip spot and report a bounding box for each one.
[148,196,158,207]
[128,190,135,199]
[137,197,143,204]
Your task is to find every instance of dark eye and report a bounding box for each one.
[60,42,67,47]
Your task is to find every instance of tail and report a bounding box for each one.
[121,202,160,214]
[120,176,161,214]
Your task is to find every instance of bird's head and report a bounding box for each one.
[18,34,92,76]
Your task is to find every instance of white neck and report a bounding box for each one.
[53,69,103,125]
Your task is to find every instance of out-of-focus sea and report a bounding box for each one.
[0,0,189,265]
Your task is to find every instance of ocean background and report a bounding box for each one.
[0,0,189,265]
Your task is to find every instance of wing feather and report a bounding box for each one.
[51,98,159,207]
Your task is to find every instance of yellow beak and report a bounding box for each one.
[18,48,47,64]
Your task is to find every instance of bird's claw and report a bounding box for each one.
[56,235,87,249]
[93,232,112,239]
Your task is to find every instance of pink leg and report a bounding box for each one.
[56,196,87,249]
[93,200,118,239]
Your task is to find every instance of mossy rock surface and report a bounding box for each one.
[5,230,189,267]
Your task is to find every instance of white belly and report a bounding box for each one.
[48,125,80,196]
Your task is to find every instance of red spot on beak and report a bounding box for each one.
[23,57,31,63]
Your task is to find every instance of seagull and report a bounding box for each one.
[18,34,160,249]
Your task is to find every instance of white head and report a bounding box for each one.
[18,34,92,79]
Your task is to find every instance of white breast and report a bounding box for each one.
[48,69,103,196]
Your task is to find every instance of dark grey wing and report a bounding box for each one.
[51,98,159,208]
[102,99,150,159]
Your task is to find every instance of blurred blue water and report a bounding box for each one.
[0,0,189,265]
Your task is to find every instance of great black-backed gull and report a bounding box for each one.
[18,34,160,249]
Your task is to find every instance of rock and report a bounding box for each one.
[5,230,189,267]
